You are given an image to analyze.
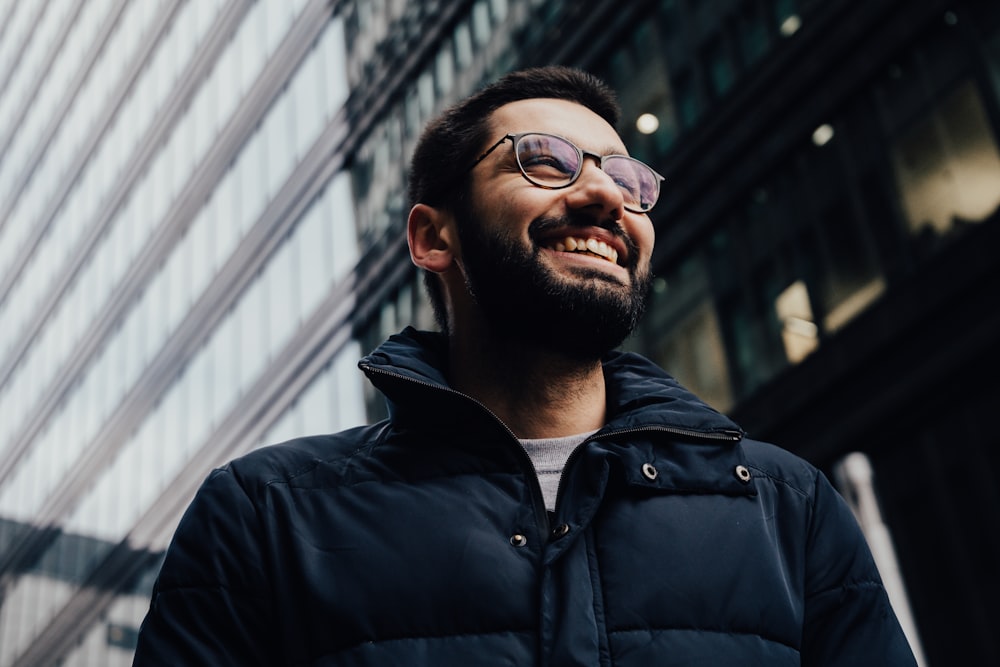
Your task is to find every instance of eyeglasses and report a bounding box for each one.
[470,132,664,213]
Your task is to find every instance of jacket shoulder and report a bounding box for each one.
[220,421,389,496]
[739,436,825,500]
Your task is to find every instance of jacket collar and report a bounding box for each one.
[359,327,744,442]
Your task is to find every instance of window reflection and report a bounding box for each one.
[775,280,819,364]
[892,80,1000,241]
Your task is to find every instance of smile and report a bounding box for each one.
[546,236,620,265]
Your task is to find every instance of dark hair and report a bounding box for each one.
[408,65,622,330]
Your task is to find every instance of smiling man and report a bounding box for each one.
[133,66,917,666]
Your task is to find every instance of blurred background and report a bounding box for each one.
[0,0,997,664]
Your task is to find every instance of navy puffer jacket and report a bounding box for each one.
[133,327,916,666]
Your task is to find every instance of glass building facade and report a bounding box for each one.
[0,0,997,664]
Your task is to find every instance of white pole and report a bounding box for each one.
[833,452,927,667]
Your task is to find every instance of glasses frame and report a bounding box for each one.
[470,131,664,213]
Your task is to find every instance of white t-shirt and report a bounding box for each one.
[519,430,597,511]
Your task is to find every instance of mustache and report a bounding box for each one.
[528,213,640,268]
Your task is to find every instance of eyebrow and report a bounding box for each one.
[567,138,628,157]
[515,130,625,157]
[588,145,629,157]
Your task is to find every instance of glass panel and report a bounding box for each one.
[322,18,349,116]
[263,94,293,200]
[238,1,267,95]
[891,80,1000,242]
[328,172,359,281]
[454,19,473,69]
[471,0,491,47]
[334,340,366,427]
[987,31,1000,103]
[209,311,240,422]
[240,132,268,229]
[297,365,334,435]
[266,238,297,356]
[292,47,324,159]
[435,42,454,95]
[598,26,676,164]
[673,72,699,129]
[237,280,267,391]
[706,36,735,98]
[213,170,241,269]
[630,255,734,411]
[189,208,213,303]
[775,280,819,364]
[296,198,331,320]
[165,234,192,334]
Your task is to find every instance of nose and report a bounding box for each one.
[564,157,626,222]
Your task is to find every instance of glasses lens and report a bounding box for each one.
[514,134,581,186]
[603,156,660,212]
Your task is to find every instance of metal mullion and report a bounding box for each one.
[0,0,51,106]
[0,0,88,167]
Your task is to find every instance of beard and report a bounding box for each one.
[455,205,652,362]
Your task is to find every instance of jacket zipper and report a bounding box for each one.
[360,363,552,531]
[361,363,743,531]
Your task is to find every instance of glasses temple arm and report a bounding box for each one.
[470,134,514,169]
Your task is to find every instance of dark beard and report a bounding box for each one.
[456,207,651,361]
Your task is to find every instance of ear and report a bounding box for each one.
[407,203,458,273]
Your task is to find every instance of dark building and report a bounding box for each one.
[0,0,995,664]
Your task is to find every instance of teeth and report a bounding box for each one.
[549,236,619,264]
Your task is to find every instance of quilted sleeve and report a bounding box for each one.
[800,469,918,666]
[132,467,276,666]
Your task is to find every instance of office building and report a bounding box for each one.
[0,0,996,664]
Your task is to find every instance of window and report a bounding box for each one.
[739,3,770,65]
[454,19,474,69]
[266,238,297,356]
[705,36,735,98]
[435,41,454,95]
[647,294,733,412]
[891,80,1000,242]
[471,0,491,47]
[628,255,734,411]
[674,72,700,129]
[295,200,330,321]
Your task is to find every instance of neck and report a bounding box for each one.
[447,320,608,439]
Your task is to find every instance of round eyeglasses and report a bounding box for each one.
[470,132,664,213]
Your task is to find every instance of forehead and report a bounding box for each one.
[487,98,627,155]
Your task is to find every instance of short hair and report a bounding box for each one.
[408,65,622,330]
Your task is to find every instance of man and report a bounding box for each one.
[133,66,917,665]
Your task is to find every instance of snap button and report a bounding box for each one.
[509,534,528,547]
[735,465,751,483]
[551,523,570,539]
[641,462,658,481]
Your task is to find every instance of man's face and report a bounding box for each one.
[454,98,656,360]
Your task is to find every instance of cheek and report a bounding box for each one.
[469,177,525,223]
[629,217,656,263]
[486,190,554,240]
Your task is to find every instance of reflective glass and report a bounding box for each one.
[476,132,664,212]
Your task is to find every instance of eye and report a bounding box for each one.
[614,175,638,192]
[604,157,656,205]
[606,169,640,198]
[516,135,581,183]
[521,152,571,171]
[519,151,576,177]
